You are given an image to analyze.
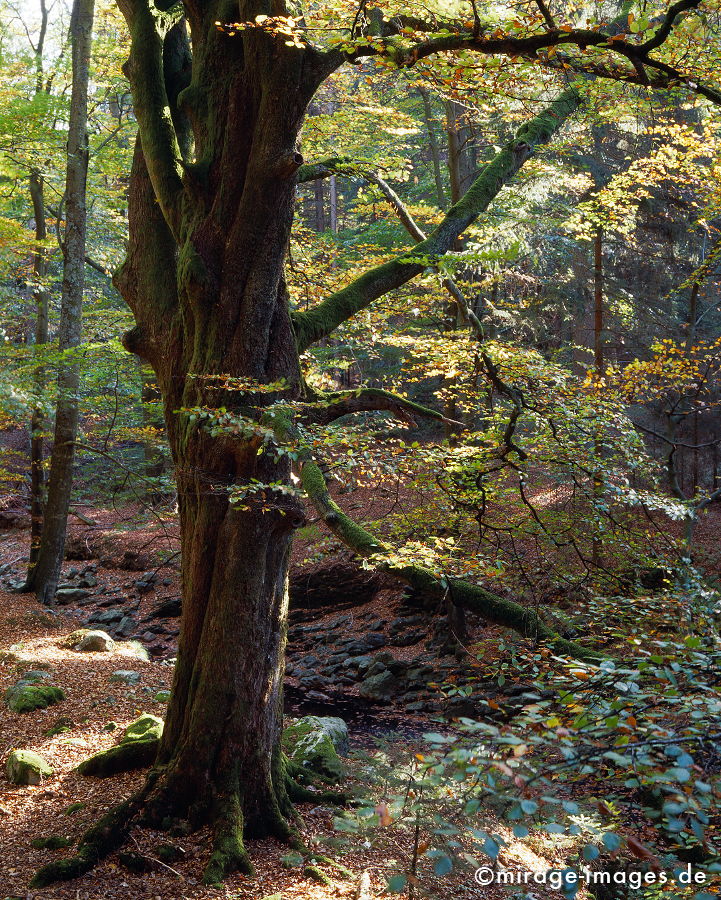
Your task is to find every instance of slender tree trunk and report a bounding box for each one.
[592,226,604,569]
[25,0,94,600]
[28,169,50,566]
[27,0,52,567]
[445,100,477,204]
[418,85,446,206]
[328,173,338,232]
[314,178,325,231]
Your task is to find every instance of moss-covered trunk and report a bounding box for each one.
[104,0,317,880]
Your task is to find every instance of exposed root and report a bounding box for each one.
[203,795,253,886]
[304,864,333,885]
[30,790,147,888]
[77,738,160,777]
[286,776,348,806]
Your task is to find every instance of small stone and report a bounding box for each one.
[6,749,53,785]
[109,670,141,685]
[154,690,171,703]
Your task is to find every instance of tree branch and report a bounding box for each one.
[292,88,580,352]
[117,0,186,239]
[296,387,462,427]
[299,458,603,662]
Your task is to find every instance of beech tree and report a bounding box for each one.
[25,0,95,599]
[32,0,721,887]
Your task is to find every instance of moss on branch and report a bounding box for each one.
[300,459,603,663]
[292,88,581,352]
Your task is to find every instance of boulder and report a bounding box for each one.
[115,616,136,638]
[6,749,53,785]
[283,715,348,782]
[54,587,91,605]
[5,672,65,713]
[75,630,115,652]
[87,609,123,626]
[358,670,402,701]
[123,714,163,742]
[146,597,181,619]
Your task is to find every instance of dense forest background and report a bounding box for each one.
[0,0,721,896]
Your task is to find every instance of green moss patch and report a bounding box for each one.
[77,714,163,777]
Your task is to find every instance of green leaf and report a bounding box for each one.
[387,874,408,892]
[602,832,621,851]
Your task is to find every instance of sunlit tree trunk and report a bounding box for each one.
[25,0,94,600]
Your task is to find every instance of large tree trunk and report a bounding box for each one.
[102,4,316,880]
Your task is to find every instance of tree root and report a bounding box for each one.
[203,795,253,886]
[30,789,148,888]
[30,756,343,889]
[77,737,160,777]
[285,776,348,806]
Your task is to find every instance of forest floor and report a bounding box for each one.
[0,482,720,899]
[0,510,605,900]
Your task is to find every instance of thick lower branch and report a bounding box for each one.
[296,387,460,427]
[300,459,603,663]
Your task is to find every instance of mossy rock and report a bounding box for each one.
[31,835,72,850]
[77,714,163,777]
[75,630,115,652]
[64,801,85,815]
[118,851,152,874]
[5,672,65,714]
[6,749,53,785]
[123,714,163,742]
[282,716,348,783]
[44,716,75,737]
[155,842,185,863]
[62,629,89,648]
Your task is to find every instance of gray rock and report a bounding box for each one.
[389,629,426,647]
[109,670,141,685]
[147,597,181,619]
[359,670,401,701]
[283,715,349,780]
[75,630,115,652]
[88,608,124,626]
[344,633,386,654]
[77,574,98,588]
[115,616,136,638]
[6,749,53,785]
[54,588,91,605]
